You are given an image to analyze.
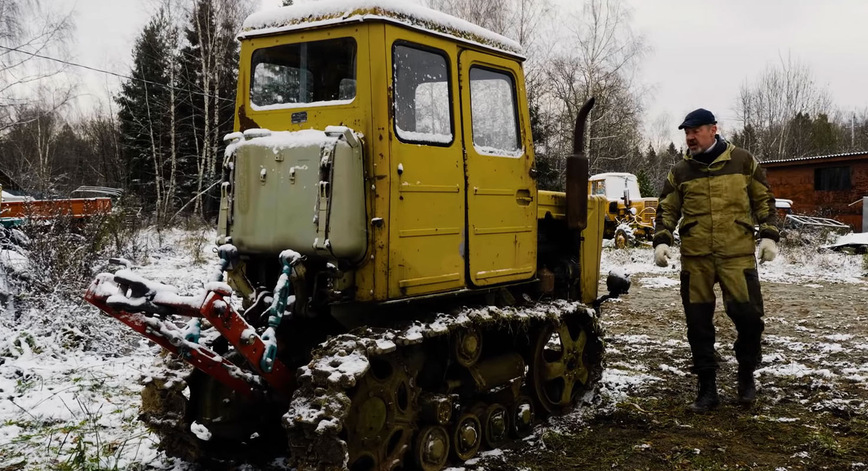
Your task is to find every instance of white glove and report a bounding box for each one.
[757,238,778,263]
[654,244,672,267]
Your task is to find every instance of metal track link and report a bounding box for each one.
[285,299,604,470]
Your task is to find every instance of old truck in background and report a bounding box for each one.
[589,172,657,248]
[0,185,112,228]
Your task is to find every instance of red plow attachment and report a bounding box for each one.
[84,270,295,398]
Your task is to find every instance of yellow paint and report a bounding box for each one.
[459,50,537,287]
[581,196,607,303]
[232,18,604,303]
[385,27,466,298]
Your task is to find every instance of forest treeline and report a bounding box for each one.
[3,0,868,223]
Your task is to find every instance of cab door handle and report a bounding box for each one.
[516,189,533,206]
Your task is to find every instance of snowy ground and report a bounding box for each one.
[0,228,216,471]
[2,230,867,470]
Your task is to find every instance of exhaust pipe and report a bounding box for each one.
[565,97,595,231]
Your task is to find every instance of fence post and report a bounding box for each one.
[862,197,868,233]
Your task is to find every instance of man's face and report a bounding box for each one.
[684,124,717,154]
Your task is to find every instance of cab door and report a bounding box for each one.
[386,33,466,298]
[459,50,537,286]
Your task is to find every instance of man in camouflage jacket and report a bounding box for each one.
[653,108,779,412]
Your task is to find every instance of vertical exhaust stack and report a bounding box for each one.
[566,97,596,236]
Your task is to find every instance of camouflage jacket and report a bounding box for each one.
[653,142,780,257]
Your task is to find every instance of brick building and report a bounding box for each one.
[763,151,868,229]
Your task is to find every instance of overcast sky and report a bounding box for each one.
[63,0,868,145]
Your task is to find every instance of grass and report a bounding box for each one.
[1,377,154,471]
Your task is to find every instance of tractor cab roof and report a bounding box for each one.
[240,0,524,58]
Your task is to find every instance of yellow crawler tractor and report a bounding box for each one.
[84,1,628,469]
[589,172,657,249]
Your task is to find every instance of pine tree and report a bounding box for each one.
[635,169,653,199]
[812,113,837,156]
[528,85,561,191]
[116,8,175,216]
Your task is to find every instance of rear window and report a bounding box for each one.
[250,37,357,109]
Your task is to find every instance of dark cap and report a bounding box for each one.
[678,108,717,129]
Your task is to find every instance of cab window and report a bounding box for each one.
[250,37,356,108]
[592,181,606,196]
[469,67,521,157]
[393,43,453,145]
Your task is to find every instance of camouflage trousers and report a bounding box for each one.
[680,254,764,374]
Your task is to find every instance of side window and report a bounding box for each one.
[469,67,521,157]
[814,166,851,191]
[393,44,453,145]
[592,181,606,196]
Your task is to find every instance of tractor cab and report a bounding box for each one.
[219,2,601,307]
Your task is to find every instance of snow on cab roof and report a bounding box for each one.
[240,0,523,56]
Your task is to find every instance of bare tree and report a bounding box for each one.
[543,0,648,175]
[0,0,72,131]
[734,55,833,161]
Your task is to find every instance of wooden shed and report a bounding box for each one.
[763,151,868,229]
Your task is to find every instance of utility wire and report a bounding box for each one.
[0,44,235,104]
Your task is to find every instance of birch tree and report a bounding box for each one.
[0,0,72,131]
[543,0,647,176]
[733,55,833,161]
[178,0,252,217]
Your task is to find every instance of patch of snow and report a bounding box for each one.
[0,249,29,275]
[397,126,453,144]
[0,227,220,469]
[819,343,844,354]
[639,276,679,289]
[758,362,835,379]
[659,364,687,376]
[474,144,523,158]
[600,368,661,402]
[252,98,354,112]
[237,129,335,153]
[826,334,854,341]
[602,244,866,285]
[190,421,212,441]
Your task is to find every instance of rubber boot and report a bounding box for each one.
[689,372,720,412]
[737,366,757,405]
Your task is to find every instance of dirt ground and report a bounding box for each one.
[470,255,868,471]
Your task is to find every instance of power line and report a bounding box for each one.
[0,44,235,104]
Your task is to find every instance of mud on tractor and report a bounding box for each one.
[84,2,629,469]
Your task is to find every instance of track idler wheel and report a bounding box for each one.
[509,395,535,438]
[454,328,482,367]
[414,425,449,471]
[345,354,417,471]
[530,315,595,413]
[475,403,509,449]
[450,411,482,461]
